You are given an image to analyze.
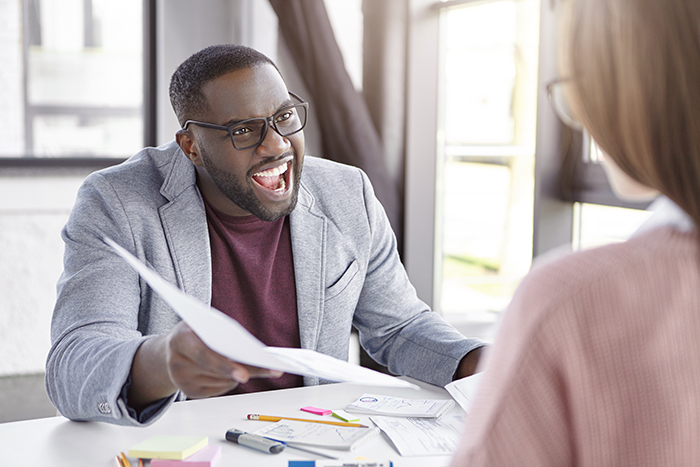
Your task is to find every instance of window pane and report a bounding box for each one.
[444,3,517,145]
[33,114,142,157]
[576,203,653,250]
[2,0,143,158]
[1,0,25,156]
[438,0,540,324]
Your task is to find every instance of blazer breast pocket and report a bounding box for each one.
[325,259,360,301]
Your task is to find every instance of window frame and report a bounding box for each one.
[569,136,651,210]
[0,0,157,168]
[405,0,651,314]
[404,0,596,312]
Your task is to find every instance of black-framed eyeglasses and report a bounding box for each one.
[546,77,583,131]
[183,91,309,150]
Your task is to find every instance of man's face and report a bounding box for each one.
[189,64,305,221]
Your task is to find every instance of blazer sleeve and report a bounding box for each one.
[45,172,178,426]
[351,169,485,387]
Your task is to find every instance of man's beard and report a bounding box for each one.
[200,148,302,222]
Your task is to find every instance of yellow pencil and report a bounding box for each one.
[247,413,367,428]
[120,452,132,467]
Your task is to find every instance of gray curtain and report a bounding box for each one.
[268,0,403,246]
[362,0,407,230]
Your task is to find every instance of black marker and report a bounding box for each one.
[225,428,285,454]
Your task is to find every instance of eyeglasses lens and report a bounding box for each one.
[230,104,308,150]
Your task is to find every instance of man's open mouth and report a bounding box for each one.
[251,159,292,194]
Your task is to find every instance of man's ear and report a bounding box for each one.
[176,129,203,166]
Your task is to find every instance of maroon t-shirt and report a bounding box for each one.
[204,199,304,393]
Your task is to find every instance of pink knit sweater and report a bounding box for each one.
[451,226,700,466]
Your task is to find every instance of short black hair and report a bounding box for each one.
[169,44,279,127]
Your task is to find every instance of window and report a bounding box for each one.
[405,0,652,336]
[438,0,540,324]
[575,203,653,251]
[2,0,147,162]
[572,138,653,249]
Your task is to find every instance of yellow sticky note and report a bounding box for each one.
[128,435,208,460]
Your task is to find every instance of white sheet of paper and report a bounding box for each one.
[445,372,483,414]
[345,393,454,418]
[370,412,466,456]
[104,237,417,389]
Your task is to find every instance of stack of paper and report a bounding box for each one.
[345,393,455,419]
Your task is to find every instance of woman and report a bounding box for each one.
[451,0,700,465]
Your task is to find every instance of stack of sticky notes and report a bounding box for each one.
[300,406,332,416]
[332,410,361,423]
[128,436,220,467]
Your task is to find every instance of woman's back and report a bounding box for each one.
[452,225,700,466]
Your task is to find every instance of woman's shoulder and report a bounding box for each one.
[514,227,697,319]
[531,226,693,280]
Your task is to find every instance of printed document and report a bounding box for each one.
[346,393,455,418]
[445,372,483,413]
[104,237,417,389]
[370,412,466,456]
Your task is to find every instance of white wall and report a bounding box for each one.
[0,169,89,376]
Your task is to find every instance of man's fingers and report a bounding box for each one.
[167,321,286,398]
[169,323,237,375]
[231,365,249,383]
[240,364,284,379]
[172,325,284,379]
[180,377,241,399]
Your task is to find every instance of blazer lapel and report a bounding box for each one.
[158,150,212,305]
[290,182,326,352]
[155,149,325,351]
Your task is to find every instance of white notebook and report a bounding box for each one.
[252,420,380,451]
[345,393,455,419]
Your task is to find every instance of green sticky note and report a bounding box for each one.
[332,410,360,423]
[128,435,208,460]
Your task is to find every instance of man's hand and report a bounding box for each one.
[454,346,486,380]
[128,322,282,410]
[164,322,282,398]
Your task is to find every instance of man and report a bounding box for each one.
[46,44,484,426]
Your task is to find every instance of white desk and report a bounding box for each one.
[0,378,460,466]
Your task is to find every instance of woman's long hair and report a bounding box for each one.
[561,0,700,227]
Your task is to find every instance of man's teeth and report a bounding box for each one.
[252,162,289,192]
[254,162,289,178]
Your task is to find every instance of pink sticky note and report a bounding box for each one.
[300,406,332,416]
[151,445,221,467]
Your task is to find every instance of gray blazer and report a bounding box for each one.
[45,141,482,426]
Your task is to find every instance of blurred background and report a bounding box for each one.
[0,0,653,422]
